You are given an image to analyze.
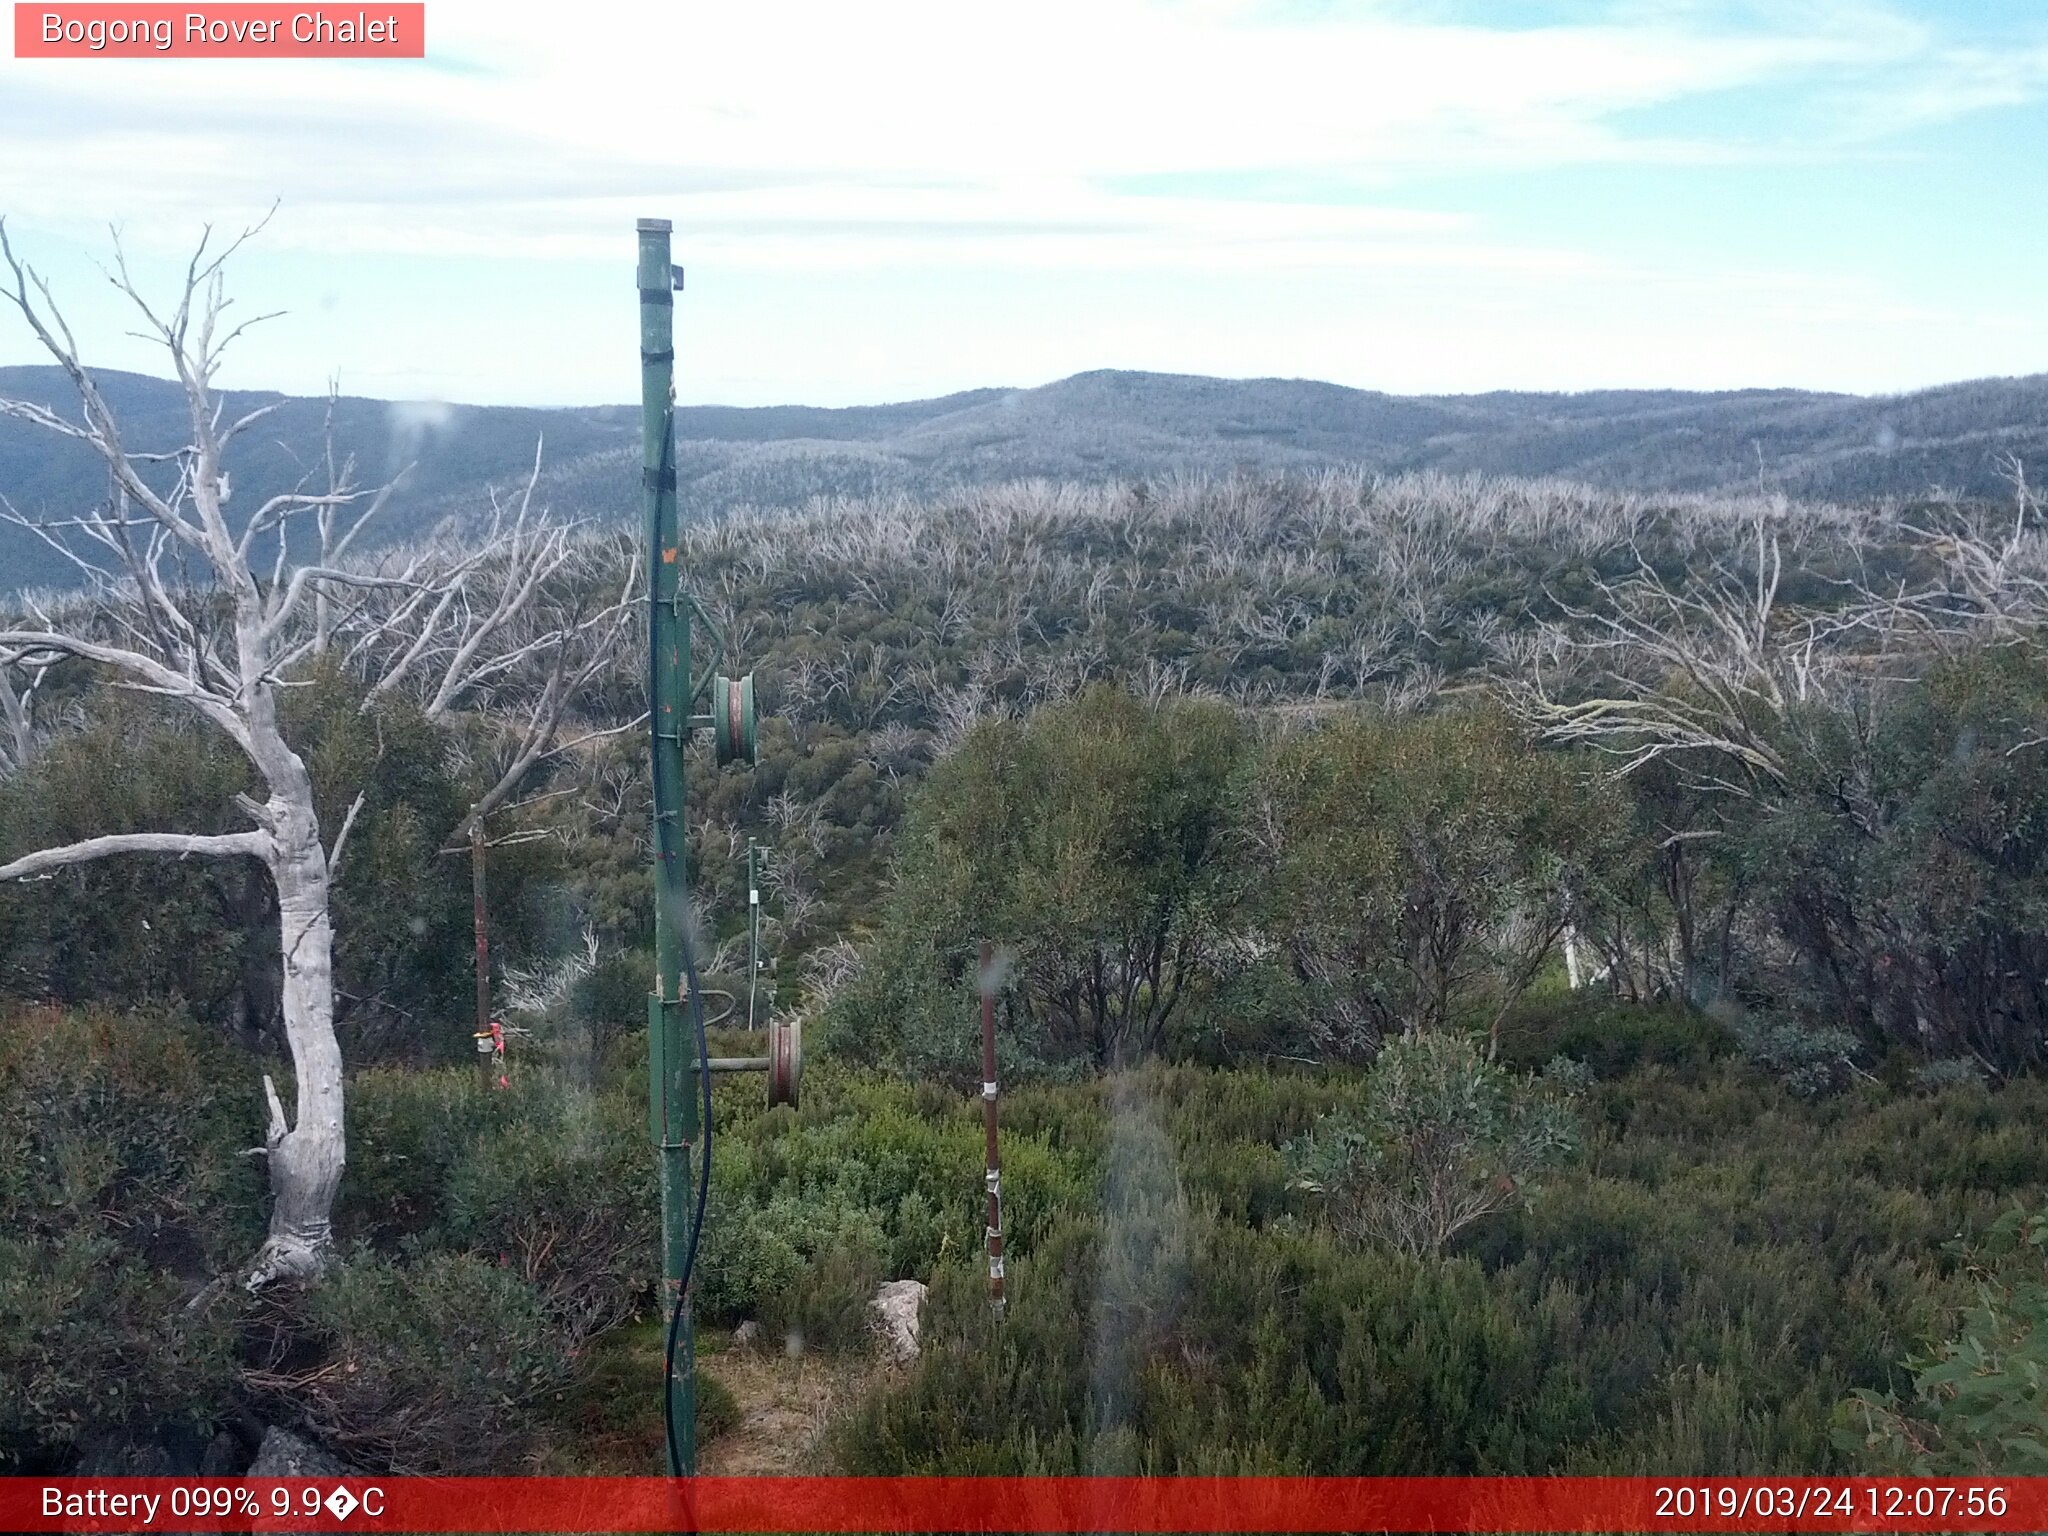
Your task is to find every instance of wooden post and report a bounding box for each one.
[470,817,493,1089]
[979,940,1006,1318]
[747,837,762,1030]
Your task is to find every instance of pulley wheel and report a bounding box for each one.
[713,672,758,766]
[766,1014,802,1109]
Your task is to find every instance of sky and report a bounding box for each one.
[0,0,2044,408]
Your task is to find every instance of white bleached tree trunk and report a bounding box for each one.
[255,780,346,1285]
[0,657,47,775]
[0,216,375,1286]
[0,216,617,1287]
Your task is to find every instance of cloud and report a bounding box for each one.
[2,0,2031,265]
[1834,41,2048,136]
[0,0,2040,403]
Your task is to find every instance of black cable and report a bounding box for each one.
[650,402,715,1481]
[660,926,713,1478]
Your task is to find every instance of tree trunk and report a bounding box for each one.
[245,808,346,1290]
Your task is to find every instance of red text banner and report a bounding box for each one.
[14,4,425,57]
[2,1476,2042,1533]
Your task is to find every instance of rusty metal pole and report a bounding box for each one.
[470,817,493,1090]
[746,837,762,1031]
[979,940,1006,1318]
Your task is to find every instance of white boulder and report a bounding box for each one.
[869,1279,928,1364]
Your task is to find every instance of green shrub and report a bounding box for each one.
[567,947,656,1067]
[443,1085,657,1342]
[765,1238,888,1354]
[250,1250,575,1474]
[1741,645,2048,1073]
[828,686,1247,1078]
[340,1069,658,1350]
[833,1034,2048,1477]
[834,1210,1599,1476]
[1913,1058,1991,1094]
[1251,706,1619,1056]
[684,1061,1092,1332]
[0,706,253,1016]
[1496,994,1734,1081]
[0,1004,256,1471]
[1836,1204,2048,1473]
[1729,1008,1864,1099]
[1288,1032,1581,1257]
[336,1065,509,1246]
[0,1003,266,1256]
[0,675,561,1060]
[695,1190,891,1326]
[0,1229,235,1472]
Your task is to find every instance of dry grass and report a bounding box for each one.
[698,1341,882,1476]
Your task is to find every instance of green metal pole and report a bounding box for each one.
[638,216,697,1477]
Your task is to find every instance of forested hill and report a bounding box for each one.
[4,362,2044,592]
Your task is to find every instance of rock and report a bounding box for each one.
[869,1279,927,1364]
[732,1319,764,1351]
[248,1426,348,1477]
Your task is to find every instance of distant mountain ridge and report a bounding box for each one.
[3,364,2043,593]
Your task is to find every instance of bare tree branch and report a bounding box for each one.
[326,790,368,875]
[0,828,270,882]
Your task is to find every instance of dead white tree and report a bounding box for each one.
[0,655,48,775]
[306,380,404,657]
[1874,459,2048,647]
[0,217,390,1285]
[0,218,617,1287]
[357,494,639,1066]
[353,461,641,835]
[1506,520,1827,797]
[1513,499,2048,791]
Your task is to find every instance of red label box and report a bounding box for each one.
[1,1477,2043,1533]
[14,3,425,57]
